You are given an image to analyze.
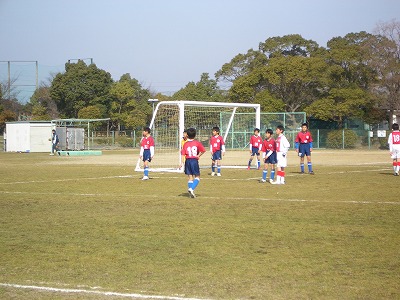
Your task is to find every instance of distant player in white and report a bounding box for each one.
[271,125,290,184]
[388,123,400,176]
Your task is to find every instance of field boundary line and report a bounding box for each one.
[1,190,398,205]
[0,283,211,300]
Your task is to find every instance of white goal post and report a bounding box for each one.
[135,101,261,172]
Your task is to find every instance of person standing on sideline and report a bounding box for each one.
[271,125,290,184]
[388,123,400,176]
[247,128,262,170]
[50,129,59,156]
[179,128,206,198]
[210,126,225,176]
[260,129,277,183]
[295,123,314,174]
[139,127,155,180]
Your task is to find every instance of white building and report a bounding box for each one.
[5,121,53,152]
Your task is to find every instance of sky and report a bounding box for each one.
[0,0,399,102]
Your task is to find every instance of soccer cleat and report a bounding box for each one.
[211,172,215,176]
[269,179,274,184]
[217,173,221,177]
[260,179,266,183]
[271,181,280,185]
[395,172,399,176]
[49,153,54,156]
[247,166,250,170]
[309,171,314,175]
[188,188,196,198]
[142,176,149,180]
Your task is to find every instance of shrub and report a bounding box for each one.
[326,129,358,149]
[95,138,112,145]
[378,137,389,150]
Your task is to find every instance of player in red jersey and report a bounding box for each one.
[210,126,225,176]
[247,128,262,170]
[139,127,155,180]
[388,123,400,176]
[179,128,206,198]
[295,123,314,174]
[260,129,277,183]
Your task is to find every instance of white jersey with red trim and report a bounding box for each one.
[275,134,290,154]
[388,131,400,158]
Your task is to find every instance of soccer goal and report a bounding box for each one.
[135,101,261,172]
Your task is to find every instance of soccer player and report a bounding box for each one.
[179,130,188,169]
[139,127,155,180]
[210,126,225,176]
[179,128,206,198]
[295,123,314,174]
[388,123,400,176]
[260,129,277,183]
[247,128,262,170]
[271,125,290,185]
[181,130,188,149]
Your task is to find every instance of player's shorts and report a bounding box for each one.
[264,152,277,164]
[142,149,152,162]
[211,150,223,161]
[298,143,311,157]
[251,147,260,156]
[391,146,400,159]
[276,152,288,168]
[184,158,200,176]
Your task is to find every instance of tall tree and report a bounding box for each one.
[50,60,113,118]
[259,34,320,58]
[226,35,327,111]
[305,87,369,128]
[371,20,400,127]
[109,74,152,130]
[172,73,226,102]
[28,85,59,120]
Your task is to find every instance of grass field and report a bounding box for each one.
[0,149,399,299]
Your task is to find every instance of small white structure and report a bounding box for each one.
[5,121,53,152]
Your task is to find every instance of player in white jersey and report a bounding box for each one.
[388,123,400,176]
[271,125,290,184]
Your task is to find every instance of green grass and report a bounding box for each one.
[0,150,399,299]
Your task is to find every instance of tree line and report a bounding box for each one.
[0,20,399,133]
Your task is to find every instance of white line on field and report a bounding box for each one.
[0,190,398,205]
[0,283,211,300]
[0,168,392,186]
[0,175,133,185]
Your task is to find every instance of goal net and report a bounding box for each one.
[135,101,261,172]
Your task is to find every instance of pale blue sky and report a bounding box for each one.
[0,0,398,102]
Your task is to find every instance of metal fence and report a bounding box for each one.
[0,128,390,152]
[84,128,389,150]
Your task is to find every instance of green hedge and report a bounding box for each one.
[326,129,358,149]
